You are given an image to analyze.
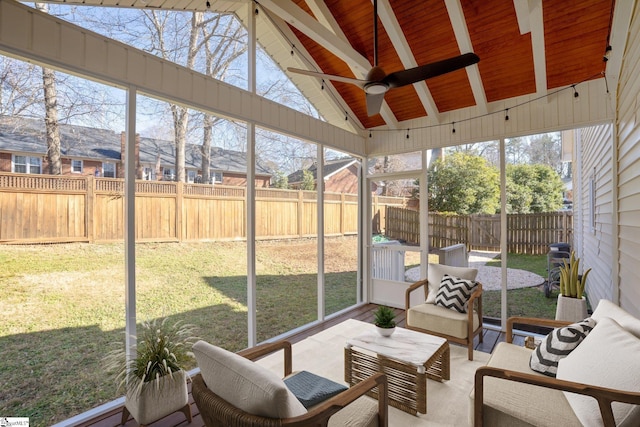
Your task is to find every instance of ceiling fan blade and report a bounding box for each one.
[383,52,480,88]
[366,92,385,116]
[287,68,366,88]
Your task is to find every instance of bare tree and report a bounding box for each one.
[199,14,247,183]
[35,3,62,175]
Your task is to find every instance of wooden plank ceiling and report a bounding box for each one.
[277,0,613,130]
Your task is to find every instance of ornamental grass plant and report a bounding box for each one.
[104,318,199,396]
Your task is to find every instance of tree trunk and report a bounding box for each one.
[42,67,61,175]
[36,3,62,175]
[202,114,213,183]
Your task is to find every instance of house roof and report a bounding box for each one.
[0,116,121,160]
[0,116,271,176]
[288,157,357,184]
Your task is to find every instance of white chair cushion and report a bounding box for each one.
[407,303,479,339]
[425,263,478,303]
[193,340,307,419]
[591,299,640,338]
[557,317,640,427]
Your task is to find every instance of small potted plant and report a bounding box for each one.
[374,305,396,337]
[556,251,591,322]
[104,318,198,426]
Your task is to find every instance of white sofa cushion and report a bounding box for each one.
[557,317,640,427]
[425,263,478,303]
[470,341,581,427]
[591,299,640,338]
[193,340,307,419]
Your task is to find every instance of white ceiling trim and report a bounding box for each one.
[528,0,547,97]
[444,0,488,115]
[256,9,363,133]
[514,0,531,35]
[258,0,371,75]
[378,0,441,124]
[604,0,634,100]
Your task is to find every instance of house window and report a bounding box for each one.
[71,159,83,173]
[102,162,116,178]
[143,167,155,181]
[12,155,41,174]
[214,172,223,183]
[187,170,196,183]
[163,168,175,181]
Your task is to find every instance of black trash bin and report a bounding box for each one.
[549,242,571,267]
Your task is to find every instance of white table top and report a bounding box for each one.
[346,326,447,367]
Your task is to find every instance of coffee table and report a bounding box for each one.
[344,325,450,415]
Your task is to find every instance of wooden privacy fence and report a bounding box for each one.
[0,172,407,244]
[385,206,573,255]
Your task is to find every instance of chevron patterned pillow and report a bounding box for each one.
[529,317,596,377]
[434,274,477,313]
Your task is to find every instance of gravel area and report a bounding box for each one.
[405,251,544,291]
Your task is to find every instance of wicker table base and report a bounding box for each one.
[344,331,450,415]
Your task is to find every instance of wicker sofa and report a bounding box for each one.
[471,300,640,426]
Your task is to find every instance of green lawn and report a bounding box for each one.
[483,253,558,319]
[0,239,358,427]
[1,242,557,426]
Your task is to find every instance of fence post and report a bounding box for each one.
[87,175,94,243]
[340,193,346,236]
[298,190,304,238]
[176,181,183,241]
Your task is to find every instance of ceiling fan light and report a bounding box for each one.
[364,82,388,95]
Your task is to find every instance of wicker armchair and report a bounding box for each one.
[192,340,388,427]
[404,264,483,360]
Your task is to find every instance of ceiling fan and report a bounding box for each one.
[287,0,480,117]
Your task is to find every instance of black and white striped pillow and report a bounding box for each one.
[434,274,477,313]
[529,317,596,377]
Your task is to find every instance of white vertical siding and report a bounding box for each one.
[617,2,640,317]
[367,79,613,156]
[576,124,615,306]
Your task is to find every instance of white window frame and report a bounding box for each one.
[71,159,83,174]
[187,170,196,183]
[213,171,223,183]
[163,168,175,181]
[12,155,42,174]
[143,167,155,181]
[102,162,116,178]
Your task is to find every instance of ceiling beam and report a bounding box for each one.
[444,0,487,115]
[265,10,363,133]
[305,0,399,128]
[513,0,531,34]
[377,0,441,124]
[258,0,371,75]
[601,0,632,99]
[528,0,547,96]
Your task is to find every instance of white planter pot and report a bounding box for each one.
[376,325,396,337]
[555,295,588,323]
[122,369,190,426]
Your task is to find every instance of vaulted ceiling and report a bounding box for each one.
[260,0,615,131]
[37,0,618,138]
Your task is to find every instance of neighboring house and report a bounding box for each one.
[287,158,374,193]
[0,117,271,187]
